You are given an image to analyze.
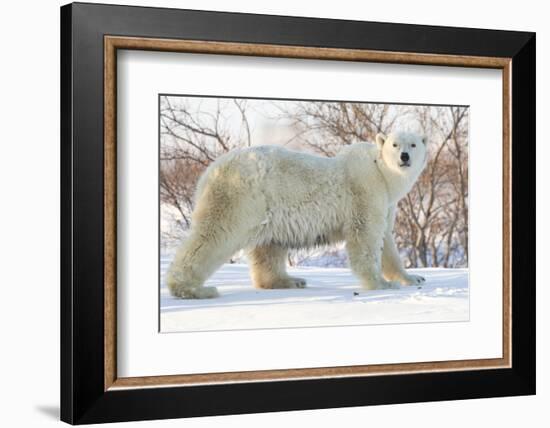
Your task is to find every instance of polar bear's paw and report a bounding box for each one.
[400,274,426,286]
[193,286,220,298]
[266,277,307,289]
[173,286,219,299]
[378,280,401,290]
[288,276,307,288]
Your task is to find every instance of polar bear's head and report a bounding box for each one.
[376,132,427,176]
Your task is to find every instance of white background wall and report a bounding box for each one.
[0,0,545,426]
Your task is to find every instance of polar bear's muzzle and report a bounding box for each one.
[399,152,411,167]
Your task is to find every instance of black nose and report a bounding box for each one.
[400,152,410,162]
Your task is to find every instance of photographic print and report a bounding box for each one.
[62,6,534,422]
[159,95,469,332]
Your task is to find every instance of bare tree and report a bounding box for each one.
[276,101,401,156]
[160,97,252,246]
[160,159,204,229]
[394,106,468,268]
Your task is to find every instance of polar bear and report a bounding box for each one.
[166,132,428,299]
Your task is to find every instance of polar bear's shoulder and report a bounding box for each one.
[337,141,378,160]
[336,142,383,185]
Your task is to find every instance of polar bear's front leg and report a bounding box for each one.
[381,207,426,286]
[345,212,400,291]
[248,245,306,289]
[382,231,425,285]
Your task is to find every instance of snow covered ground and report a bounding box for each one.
[160,255,469,332]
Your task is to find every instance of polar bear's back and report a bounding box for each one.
[197,145,343,198]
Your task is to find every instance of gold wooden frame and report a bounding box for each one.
[104,36,512,391]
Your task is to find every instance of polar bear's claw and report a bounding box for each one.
[289,277,307,288]
[401,274,426,285]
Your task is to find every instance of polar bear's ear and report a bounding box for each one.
[376,133,387,150]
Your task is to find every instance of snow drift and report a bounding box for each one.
[160,255,469,332]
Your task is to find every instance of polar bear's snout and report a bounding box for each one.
[400,152,410,167]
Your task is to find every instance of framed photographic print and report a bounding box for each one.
[60,2,536,424]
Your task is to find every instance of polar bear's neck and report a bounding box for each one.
[375,160,422,205]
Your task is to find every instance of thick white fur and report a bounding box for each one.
[166,132,427,299]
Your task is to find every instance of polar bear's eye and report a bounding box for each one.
[392,144,397,148]
[412,144,416,148]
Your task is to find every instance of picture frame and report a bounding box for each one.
[60,2,535,424]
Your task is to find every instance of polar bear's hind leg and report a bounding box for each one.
[248,245,307,289]
[166,216,249,299]
[166,229,233,299]
[167,161,266,298]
